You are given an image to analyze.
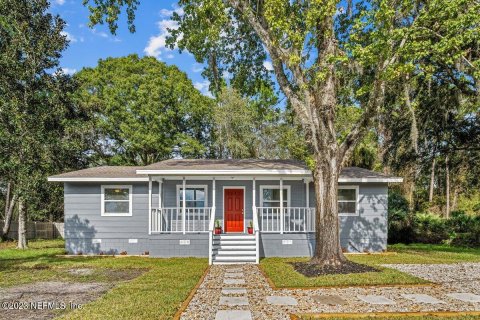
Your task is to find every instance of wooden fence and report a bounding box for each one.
[0,220,64,239]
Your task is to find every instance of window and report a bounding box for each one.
[338,186,358,216]
[177,185,208,208]
[101,185,132,216]
[260,186,290,207]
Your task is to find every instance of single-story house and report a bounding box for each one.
[48,159,402,264]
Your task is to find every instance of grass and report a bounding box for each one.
[260,244,480,288]
[0,239,208,319]
[299,316,480,320]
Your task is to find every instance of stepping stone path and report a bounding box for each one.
[266,296,298,306]
[447,293,480,303]
[222,288,247,295]
[216,267,252,320]
[402,294,445,304]
[223,278,245,285]
[215,310,252,320]
[311,295,347,305]
[357,295,396,305]
[181,262,480,320]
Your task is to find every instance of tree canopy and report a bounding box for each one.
[82,0,480,266]
[0,0,94,246]
[74,54,214,165]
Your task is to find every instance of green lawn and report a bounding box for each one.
[300,315,480,320]
[260,244,480,288]
[0,239,208,319]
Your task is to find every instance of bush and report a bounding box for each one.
[448,211,480,247]
[388,191,414,244]
[412,213,450,244]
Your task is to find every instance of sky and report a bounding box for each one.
[49,0,212,96]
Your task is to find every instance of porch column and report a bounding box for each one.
[158,179,163,232]
[305,179,310,208]
[212,178,216,222]
[148,176,152,235]
[252,177,256,225]
[280,178,284,234]
[182,177,186,234]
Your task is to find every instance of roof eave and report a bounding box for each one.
[135,169,312,175]
[47,177,149,182]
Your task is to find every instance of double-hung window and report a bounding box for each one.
[338,186,359,216]
[177,185,208,208]
[260,186,290,207]
[101,185,132,216]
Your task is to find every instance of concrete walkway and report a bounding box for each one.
[180,263,480,320]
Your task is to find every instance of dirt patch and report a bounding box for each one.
[101,268,147,281]
[0,281,112,320]
[291,261,379,277]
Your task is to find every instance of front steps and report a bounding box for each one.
[212,233,257,264]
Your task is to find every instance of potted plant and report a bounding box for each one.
[247,221,254,234]
[214,220,222,234]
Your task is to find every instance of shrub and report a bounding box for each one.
[388,191,414,244]
[412,213,450,244]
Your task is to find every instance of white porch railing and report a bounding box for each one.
[150,207,212,233]
[256,207,315,233]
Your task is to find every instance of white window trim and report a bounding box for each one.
[101,185,133,217]
[176,184,208,208]
[259,185,291,207]
[338,185,359,216]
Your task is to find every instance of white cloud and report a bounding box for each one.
[166,53,175,59]
[192,63,203,73]
[61,31,77,43]
[60,67,77,75]
[159,7,184,18]
[194,80,213,97]
[54,0,65,5]
[263,61,274,71]
[91,28,109,38]
[144,19,180,59]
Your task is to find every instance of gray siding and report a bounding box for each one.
[63,180,387,256]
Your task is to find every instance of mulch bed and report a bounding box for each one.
[290,261,379,277]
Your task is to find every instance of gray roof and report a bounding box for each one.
[141,159,308,170]
[49,166,146,179]
[48,159,402,182]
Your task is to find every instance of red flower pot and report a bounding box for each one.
[214,227,222,235]
[247,227,254,234]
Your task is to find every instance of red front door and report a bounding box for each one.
[224,189,244,233]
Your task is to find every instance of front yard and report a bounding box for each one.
[261,244,480,288]
[0,239,208,319]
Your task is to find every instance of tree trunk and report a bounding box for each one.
[1,191,17,241]
[452,186,459,211]
[310,159,347,265]
[445,155,450,219]
[17,199,28,249]
[429,158,436,203]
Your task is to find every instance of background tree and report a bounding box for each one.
[214,87,293,159]
[83,0,480,267]
[75,55,214,165]
[0,0,93,246]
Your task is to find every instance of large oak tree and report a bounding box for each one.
[83,0,480,265]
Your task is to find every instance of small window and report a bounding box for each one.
[260,186,290,207]
[177,185,208,208]
[101,185,132,216]
[338,186,358,216]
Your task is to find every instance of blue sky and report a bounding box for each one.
[49,1,213,95]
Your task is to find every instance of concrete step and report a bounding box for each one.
[213,245,256,250]
[213,240,256,245]
[214,235,255,240]
[214,255,256,262]
[212,261,256,265]
[214,250,256,255]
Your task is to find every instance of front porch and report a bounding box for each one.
[145,176,314,264]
